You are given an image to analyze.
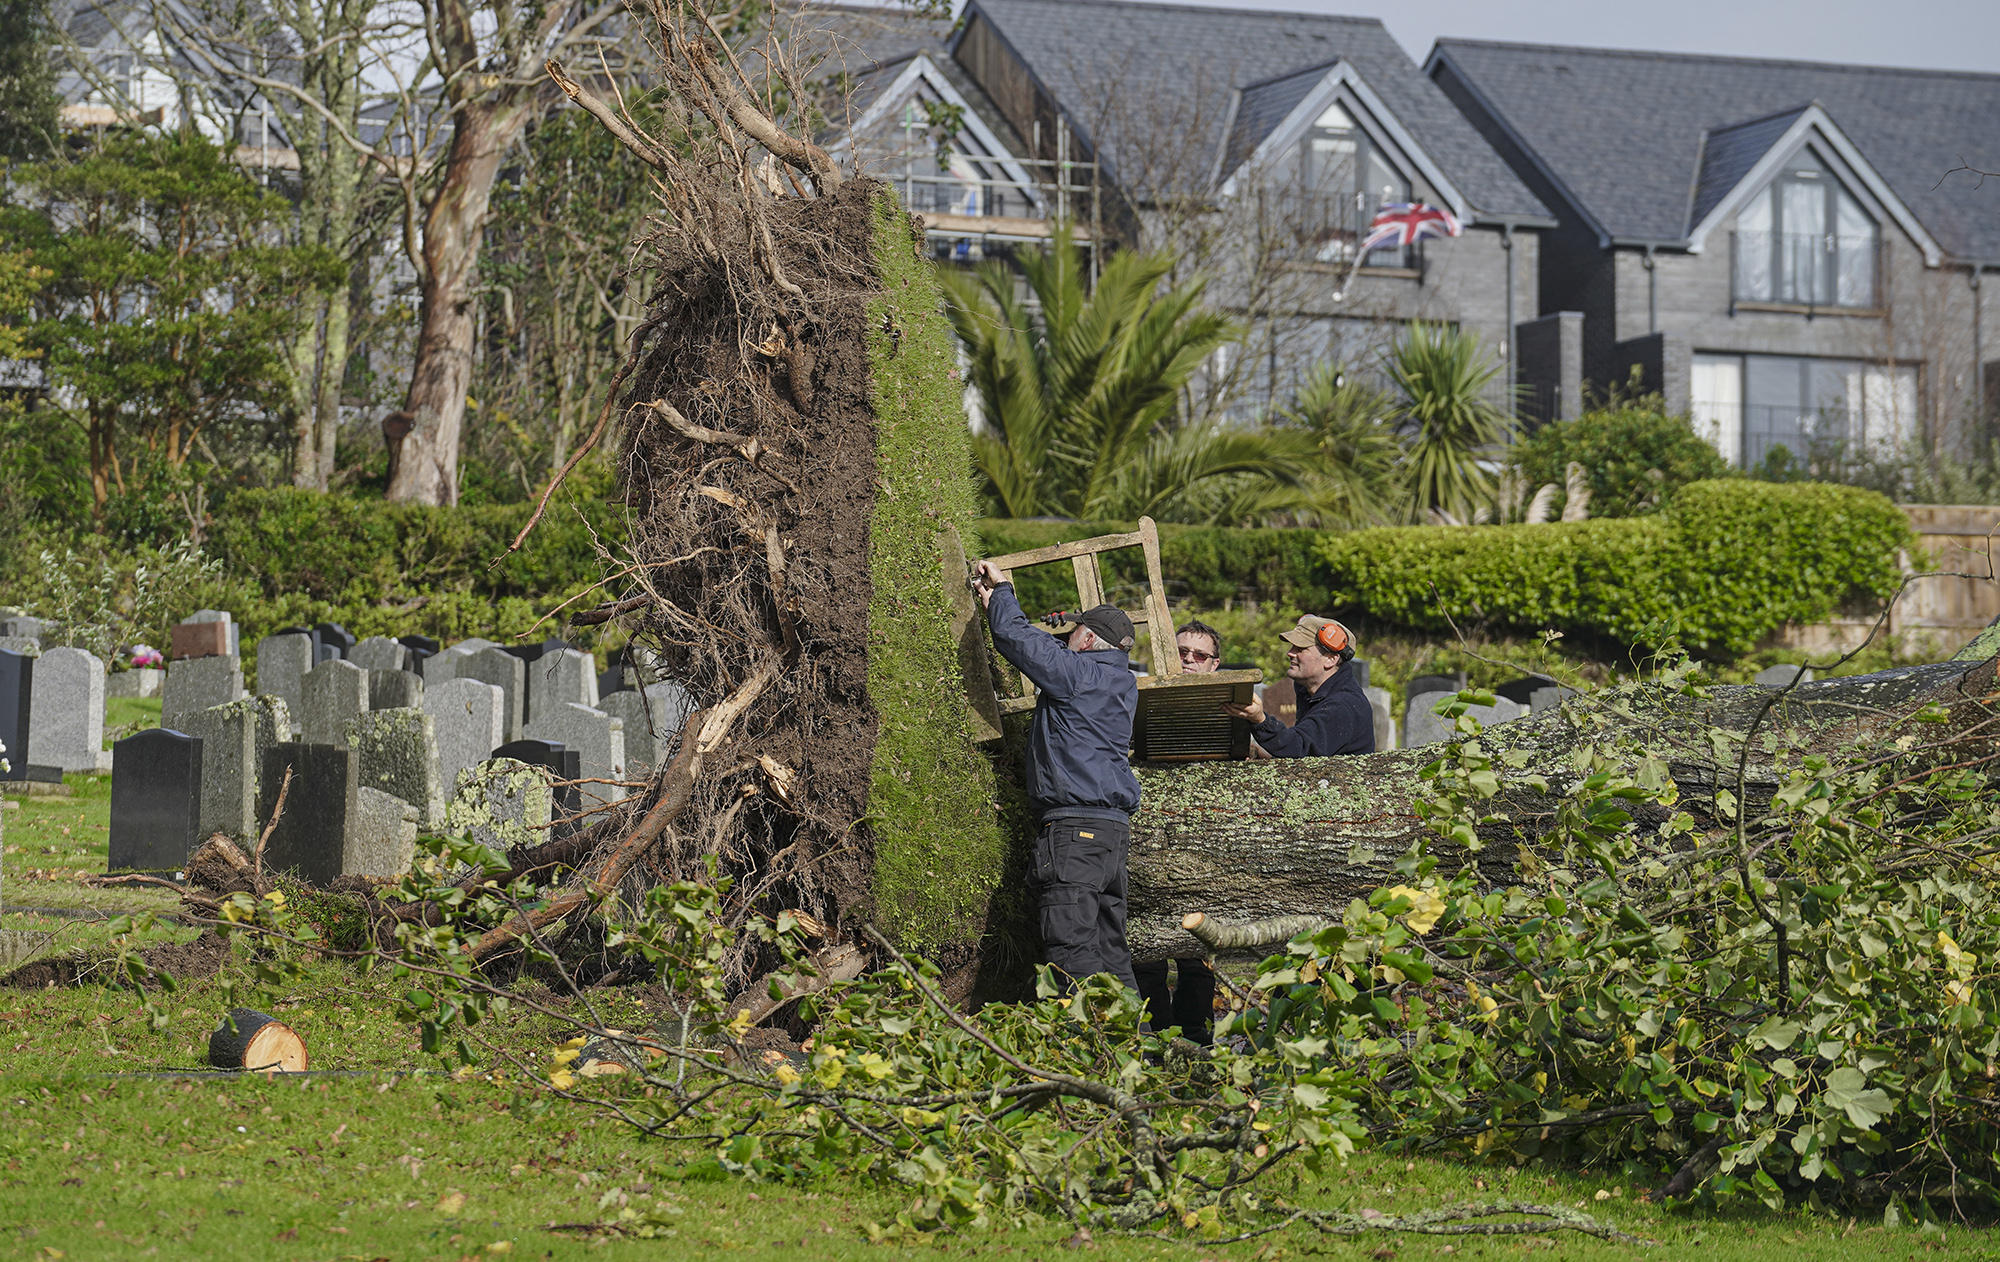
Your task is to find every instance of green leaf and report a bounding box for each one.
[1748,1015,1801,1051]
[1823,1067,1893,1130]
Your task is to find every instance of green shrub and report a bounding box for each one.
[1515,403,1733,517]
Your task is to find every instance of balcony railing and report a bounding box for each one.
[1732,230,1877,309]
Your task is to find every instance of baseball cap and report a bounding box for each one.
[1278,615,1356,653]
[1072,604,1136,651]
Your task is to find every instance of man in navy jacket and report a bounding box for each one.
[1223,615,1374,757]
[973,560,1141,994]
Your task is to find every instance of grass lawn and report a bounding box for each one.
[1,778,1989,1259]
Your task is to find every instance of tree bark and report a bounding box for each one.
[1125,651,2000,962]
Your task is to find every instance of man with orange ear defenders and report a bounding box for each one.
[1220,615,1375,757]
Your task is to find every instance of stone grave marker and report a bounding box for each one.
[0,647,30,782]
[107,668,164,699]
[348,787,419,876]
[1494,675,1556,707]
[461,648,526,744]
[600,681,693,776]
[368,668,424,711]
[1529,685,1582,713]
[0,614,48,641]
[1362,685,1396,752]
[445,757,552,853]
[108,728,202,872]
[0,636,39,657]
[27,646,104,773]
[344,707,446,830]
[423,638,499,684]
[524,702,624,804]
[1755,664,1814,687]
[526,648,598,723]
[398,635,440,676]
[492,738,581,830]
[349,636,409,673]
[1404,691,1526,748]
[423,678,506,805]
[258,743,356,887]
[184,609,240,656]
[170,620,232,661]
[161,654,245,732]
[313,623,356,660]
[178,697,290,843]
[301,659,369,746]
[1404,673,1467,703]
[254,632,313,724]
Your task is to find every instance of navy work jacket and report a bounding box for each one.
[985,584,1141,820]
[1253,664,1375,757]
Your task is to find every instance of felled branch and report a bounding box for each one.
[1182,912,1331,952]
[724,940,867,1027]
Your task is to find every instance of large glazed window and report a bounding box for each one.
[1293,101,1411,267]
[1691,352,1916,467]
[1733,154,1878,307]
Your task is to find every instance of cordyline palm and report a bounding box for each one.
[1282,363,1403,527]
[941,224,1316,523]
[1386,322,1515,523]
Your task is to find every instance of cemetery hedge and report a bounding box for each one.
[979,479,1912,657]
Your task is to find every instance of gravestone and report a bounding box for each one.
[1528,685,1582,713]
[27,646,104,773]
[258,743,357,887]
[600,681,694,776]
[423,678,506,804]
[349,786,418,876]
[179,696,291,842]
[492,738,581,830]
[1259,678,1297,727]
[1755,664,1814,687]
[349,636,410,673]
[524,648,597,724]
[344,707,446,830]
[500,638,571,665]
[524,702,624,804]
[1403,691,1527,748]
[184,609,241,657]
[597,645,634,699]
[445,757,553,853]
[1494,675,1556,706]
[170,620,231,661]
[1362,685,1396,752]
[460,648,526,744]
[398,635,440,676]
[254,633,314,725]
[313,623,356,660]
[0,614,48,641]
[108,728,202,872]
[301,659,369,746]
[161,654,245,732]
[0,636,40,658]
[107,668,164,699]
[424,638,500,684]
[1405,673,1467,703]
[0,648,31,782]
[368,668,424,711]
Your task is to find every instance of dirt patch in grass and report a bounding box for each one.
[2,928,230,990]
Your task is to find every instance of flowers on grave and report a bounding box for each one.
[126,644,163,670]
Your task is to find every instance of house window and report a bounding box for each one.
[1691,352,1916,467]
[1733,154,1877,307]
[1296,102,1410,267]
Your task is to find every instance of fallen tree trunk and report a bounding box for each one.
[1126,639,2000,962]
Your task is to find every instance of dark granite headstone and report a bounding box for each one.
[492,738,581,833]
[258,743,357,887]
[1349,658,1371,689]
[1405,673,1467,701]
[368,668,425,710]
[597,645,633,698]
[170,620,231,660]
[313,623,355,662]
[108,728,203,871]
[500,639,572,664]
[0,647,30,781]
[1494,675,1556,706]
[398,635,440,676]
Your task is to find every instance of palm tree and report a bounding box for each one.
[1384,322,1514,523]
[1281,364,1403,527]
[940,224,1319,524]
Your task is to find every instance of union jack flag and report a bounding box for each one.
[1359,202,1463,252]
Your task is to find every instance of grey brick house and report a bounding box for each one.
[822,1,1552,417]
[1428,41,2000,465]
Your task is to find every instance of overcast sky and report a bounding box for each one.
[1179,0,2000,75]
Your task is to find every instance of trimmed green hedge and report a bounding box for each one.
[976,480,1912,656]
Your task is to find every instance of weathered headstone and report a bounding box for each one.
[1259,678,1298,727]
[524,703,624,804]
[161,654,245,732]
[107,668,165,699]
[492,738,582,828]
[1528,685,1582,713]
[170,620,232,661]
[254,632,314,725]
[0,614,48,641]
[0,648,32,782]
[108,728,202,872]
[1405,673,1467,702]
[399,635,441,676]
[26,646,104,774]
[344,707,446,830]
[1403,691,1527,748]
[313,622,356,660]
[184,609,240,656]
[600,681,694,776]
[301,659,369,746]
[0,636,41,658]
[1362,684,1396,752]
[349,636,410,673]
[368,668,424,711]
[423,638,500,684]
[460,648,526,744]
[1755,664,1814,687]
[525,648,598,723]
[349,786,418,876]
[258,743,357,887]
[423,678,506,804]
[445,757,553,853]
[179,696,291,842]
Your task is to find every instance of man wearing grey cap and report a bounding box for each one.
[1223,614,1374,757]
[973,560,1142,997]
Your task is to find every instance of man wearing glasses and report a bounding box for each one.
[1132,619,1228,1043]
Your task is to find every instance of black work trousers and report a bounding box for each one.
[1029,815,1138,994]
[1134,958,1215,1044]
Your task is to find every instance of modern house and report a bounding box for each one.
[1428,41,2000,465]
[822,0,1553,417]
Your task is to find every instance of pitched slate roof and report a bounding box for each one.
[1222,61,1333,178]
[957,0,1547,218]
[1688,105,1810,231]
[809,5,1029,157]
[1430,39,2000,259]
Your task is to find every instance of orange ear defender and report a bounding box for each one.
[1317,621,1354,657]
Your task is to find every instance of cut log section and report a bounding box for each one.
[208,1008,308,1073]
[577,1030,668,1078]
